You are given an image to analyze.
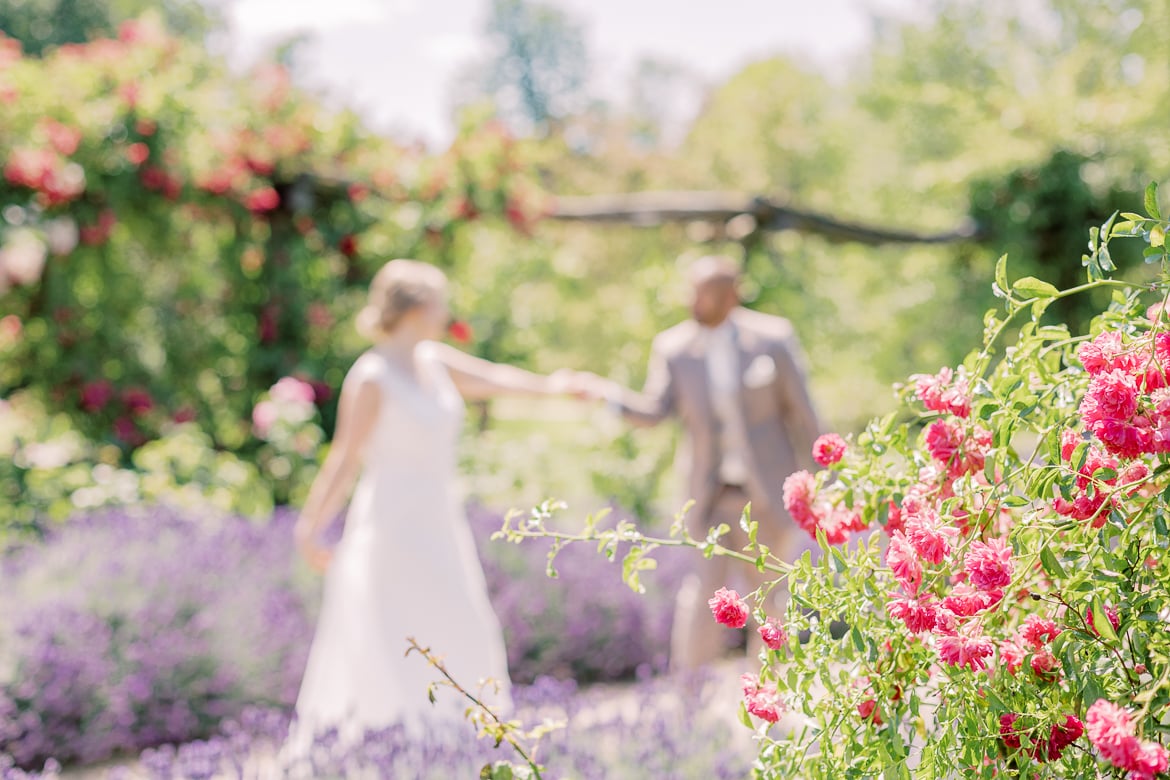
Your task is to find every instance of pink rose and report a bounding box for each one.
[886,531,923,595]
[913,366,972,418]
[936,624,994,671]
[964,538,1013,592]
[1077,331,1131,375]
[757,618,787,650]
[270,376,316,405]
[782,470,818,532]
[122,387,154,416]
[924,419,962,465]
[708,587,749,629]
[886,595,941,633]
[1086,699,1168,779]
[1029,646,1060,681]
[905,509,958,565]
[1019,615,1061,649]
[999,637,1027,676]
[812,433,847,467]
[252,400,278,438]
[1090,417,1153,460]
[740,674,784,723]
[941,584,1001,617]
[1081,369,1140,423]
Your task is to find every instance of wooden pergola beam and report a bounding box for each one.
[549,191,981,246]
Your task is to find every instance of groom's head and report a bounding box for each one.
[688,255,741,327]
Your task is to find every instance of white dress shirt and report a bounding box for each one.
[703,320,750,487]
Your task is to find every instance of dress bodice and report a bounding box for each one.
[351,342,465,490]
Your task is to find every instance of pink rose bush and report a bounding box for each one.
[500,198,1170,777]
[251,377,326,505]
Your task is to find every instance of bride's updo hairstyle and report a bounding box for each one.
[355,259,448,341]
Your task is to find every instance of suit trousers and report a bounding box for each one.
[670,484,797,672]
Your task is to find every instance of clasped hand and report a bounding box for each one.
[548,369,622,402]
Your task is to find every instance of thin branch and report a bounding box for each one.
[405,637,545,779]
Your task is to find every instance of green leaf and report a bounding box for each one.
[1146,182,1162,220]
[1012,276,1060,299]
[1040,545,1066,579]
[1091,596,1119,643]
[850,626,865,653]
[994,254,1009,297]
[1152,226,1166,248]
[739,701,754,729]
[1071,442,1089,471]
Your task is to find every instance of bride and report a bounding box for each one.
[283,258,586,759]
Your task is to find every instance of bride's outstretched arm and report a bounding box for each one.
[431,342,588,401]
[294,371,381,571]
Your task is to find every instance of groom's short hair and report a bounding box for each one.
[688,255,741,288]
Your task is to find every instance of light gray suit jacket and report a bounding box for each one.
[618,307,822,536]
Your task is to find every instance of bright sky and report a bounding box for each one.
[219,0,918,147]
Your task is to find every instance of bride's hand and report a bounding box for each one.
[549,369,612,401]
[295,521,333,574]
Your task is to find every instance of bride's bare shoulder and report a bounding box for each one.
[344,350,391,388]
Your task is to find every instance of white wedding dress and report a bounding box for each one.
[283,343,512,761]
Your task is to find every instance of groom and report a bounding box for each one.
[598,255,822,670]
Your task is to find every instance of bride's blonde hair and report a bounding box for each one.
[355,259,448,341]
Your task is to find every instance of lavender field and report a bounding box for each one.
[0,503,757,778]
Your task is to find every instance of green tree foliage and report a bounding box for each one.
[0,0,217,55]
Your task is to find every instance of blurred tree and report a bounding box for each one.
[454,0,590,134]
[0,0,218,55]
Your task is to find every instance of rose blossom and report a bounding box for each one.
[270,376,316,406]
[812,433,847,466]
[905,509,958,565]
[782,470,819,532]
[913,366,972,418]
[740,674,784,723]
[252,400,278,438]
[999,713,1022,750]
[941,583,1001,617]
[964,538,1013,592]
[1081,368,1140,423]
[757,617,787,650]
[886,532,922,594]
[1078,331,1133,375]
[857,698,882,725]
[999,637,1027,675]
[936,624,994,672]
[1020,615,1061,649]
[1091,417,1154,460]
[886,595,941,633]
[1045,715,1084,761]
[708,587,749,629]
[1029,646,1060,681]
[1086,699,1170,779]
